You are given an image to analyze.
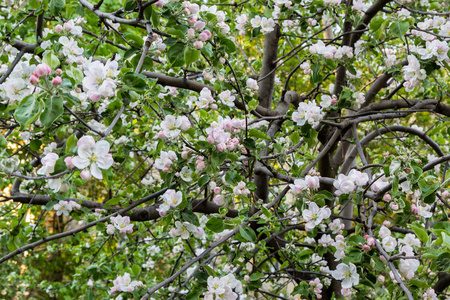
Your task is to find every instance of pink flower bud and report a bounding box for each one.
[217,143,226,151]
[207,135,214,144]
[389,202,399,210]
[55,68,62,75]
[244,275,250,281]
[198,32,209,41]
[383,194,391,201]
[411,204,419,213]
[54,24,63,32]
[52,76,62,85]
[156,131,166,139]
[80,169,92,181]
[193,40,204,49]
[29,75,39,85]
[378,275,385,282]
[34,63,52,78]
[187,28,195,39]
[211,104,218,110]
[193,21,206,31]
[213,195,224,205]
[189,16,197,25]
[181,151,190,159]
[363,244,370,251]
[214,187,221,194]
[65,157,75,169]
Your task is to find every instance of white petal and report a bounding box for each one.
[97,155,113,169]
[94,140,110,156]
[71,156,90,169]
[90,163,103,179]
[78,144,93,159]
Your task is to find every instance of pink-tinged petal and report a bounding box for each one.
[71,156,90,169]
[90,163,103,179]
[77,144,94,160]
[97,154,113,169]
[77,135,96,148]
[94,140,110,156]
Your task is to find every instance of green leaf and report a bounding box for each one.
[410,279,428,288]
[369,16,385,32]
[182,211,199,226]
[131,264,141,277]
[184,47,201,65]
[261,205,271,218]
[122,72,147,92]
[40,95,63,128]
[374,19,390,40]
[248,129,270,140]
[66,134,78,154]
[43,51,60,69]
[49,0,65,15]
[249,272,264,281]
[205,217,224,233]
[225,171,238,185]
[14,95,42,129]
[247,99,259,111]
[0,135,7,148]
[314,190,335,201]
[289,132,301,145]
[123,33,144,49]
[198,175,210,187]
[105,197,121,206]
[409,224,428,244]
[422,248,442,259]
[389,21,410,40]
[167,43,186,67]
[220,38,236,53]
[436,252,450,272]
[239,226,256,242]
[52,157,68,174]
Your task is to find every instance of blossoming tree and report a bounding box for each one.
[2,0,450,298]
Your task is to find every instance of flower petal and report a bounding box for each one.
[78,144,93,159]
[90,163,103,179]
[71,156,90,170]
[94,140,110,156]
[97,154,113,170]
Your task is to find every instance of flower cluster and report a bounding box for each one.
[331,263,359,289]
[309,278,324,298]
[110,273,144,294]
[416,40,449,61]
[82,59,119,101]
[169,221,205,239]
[206,116,245,152]
[156,189,183,215]
[402,55,426,92]
[250,16,276,34]
[378,226,421,279]
[333,169,369,196]
[302,202,331,231]
[54,200,81,216]
[289,175,320,195]
[292,101,324,127]
[233,181,250,196]
[218,90,236,107]
[309,41,354,60]
[106,215,134,235]
[155,150,178,172]
[158,115,191,139]
[71,135,114,180]
[204,274,243,300]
